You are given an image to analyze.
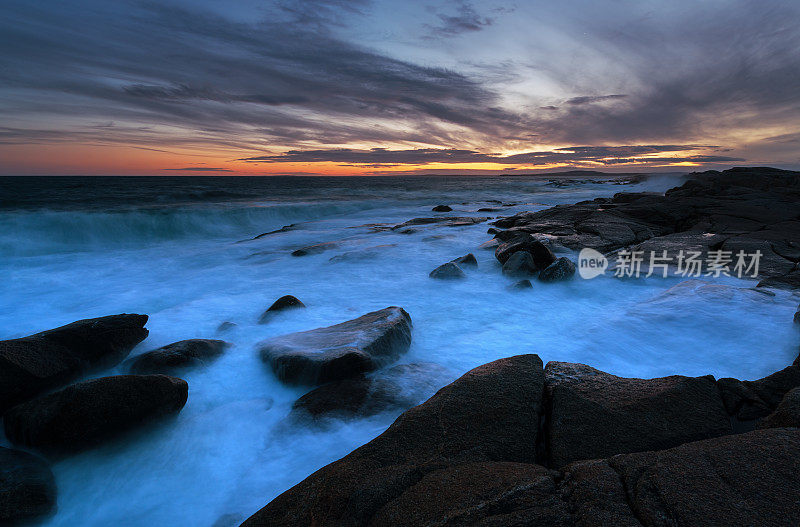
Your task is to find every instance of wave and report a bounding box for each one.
[0,201,379,256]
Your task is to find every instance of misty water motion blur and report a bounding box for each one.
[1,174,798,526]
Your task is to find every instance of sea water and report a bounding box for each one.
[1,175,797,526]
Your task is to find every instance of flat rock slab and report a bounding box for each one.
[124,339,229,375]
[242,354,545,526]
[259,307,412,386]
[0,314,149,413]
[545,362,730,467]
[0,447,57,524]
[4,375,188,456]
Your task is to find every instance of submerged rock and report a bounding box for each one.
[4,375,188,456]
[451,253,477,268]
[431,205,452,212]
[508,279,533,290]
[216,321,237,333]
[258,295,305,324]
[0,314,149,413]
[545,362,730,467]
[0,447,57,524]
[538,256,576,282]
[389,216,489,230]
[501,251,537,277]
[291,242,338,257]
[429,262,466,279]
[124,339,229,375]
[259,307,412,386]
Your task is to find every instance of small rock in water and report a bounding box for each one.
[478,239,500,250]
[538,257,576,282]
[291,242,338,257]
[477,207,500,212]
[4,375,189,456]
[508,279,533,290]
[431,205,452,212]
[794,308,800,324]
[216,321,237,333]
[259,295,306,324]
[495,235,556,270]
[502,251,537,277]
[451,253,477,268]
[124,339,229,375]
[429,262,466,280]
[259,307,412,386]
[0,447,56,524]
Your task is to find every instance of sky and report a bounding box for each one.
[1,0,799,176]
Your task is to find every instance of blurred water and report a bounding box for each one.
[0,174,797,526]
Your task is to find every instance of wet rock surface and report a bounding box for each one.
[124,339,229,375]
[450,253,477,267]
[258,295,305,323]
[4,375,188,456]
[538,256,576,282]
[491,167,800,288]
[259,307,412,385]
[0,314,149,413]
[429,261,466,279]
[0,447,57,524]
[501,251,536,277]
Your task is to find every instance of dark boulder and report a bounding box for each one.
[495,236,556,269]
[241,355,545,526]
[258,307,412,386]
[759,387,800,429]
[0,314,149,413]
[124,339,229,375]
[717,364,800,422]
[450,253,477,267]
[291,363,451,421]
[0,447,57,524]
[502,251,537,277]
[545,362,730,467]
[4,375,188,456]
[216,321,237,333]
[431,205,452,212]
[508,279,533,290]
[429,262,466,279]
[538,256,576,282]
[258,295,305,324]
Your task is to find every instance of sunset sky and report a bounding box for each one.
[1,0,799,176]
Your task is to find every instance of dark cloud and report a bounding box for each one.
[240,145,742,166]
[426,2,494,38]
[566,94,627,105]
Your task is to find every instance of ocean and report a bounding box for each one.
[1,174,798,526]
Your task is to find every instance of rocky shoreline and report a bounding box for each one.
[1,167,798,525]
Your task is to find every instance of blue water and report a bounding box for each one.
[1,174,797,526]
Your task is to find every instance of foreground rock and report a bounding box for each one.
[429,262,465,279]
[501,251,536,277]
[492,167,800,288]
[243,355,544,526]
[258,295,305,324]
[0,314,149,413]
[4,375,188,456]
[124,339,229,375]
[759,387,800,428]
[717,363,800,424]
[259,307,412,386]
[545,362,730,467]
[0,447,57,524]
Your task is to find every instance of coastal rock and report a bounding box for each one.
[291,363,451,421]
[451,253,477,267]
[258,307,412,386]
[717,364,800,422]
[431,205,452,212]
[538,256,576,282]
[124,339,229,375]
[241,355,544,526]
[216,321,237,333]
[258,295,305,324]
[759,387,800,429]
[388,216,489,231]
[0,314,149,413]
[291,241,338,257]
[495,235,556,269]
[429,262,466,279]
[0,447,57,524]
[4,375,188,456]
[545,362,730,467]
[508,279,533,290]
[501,251,536,277]
[478,238,500,250]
